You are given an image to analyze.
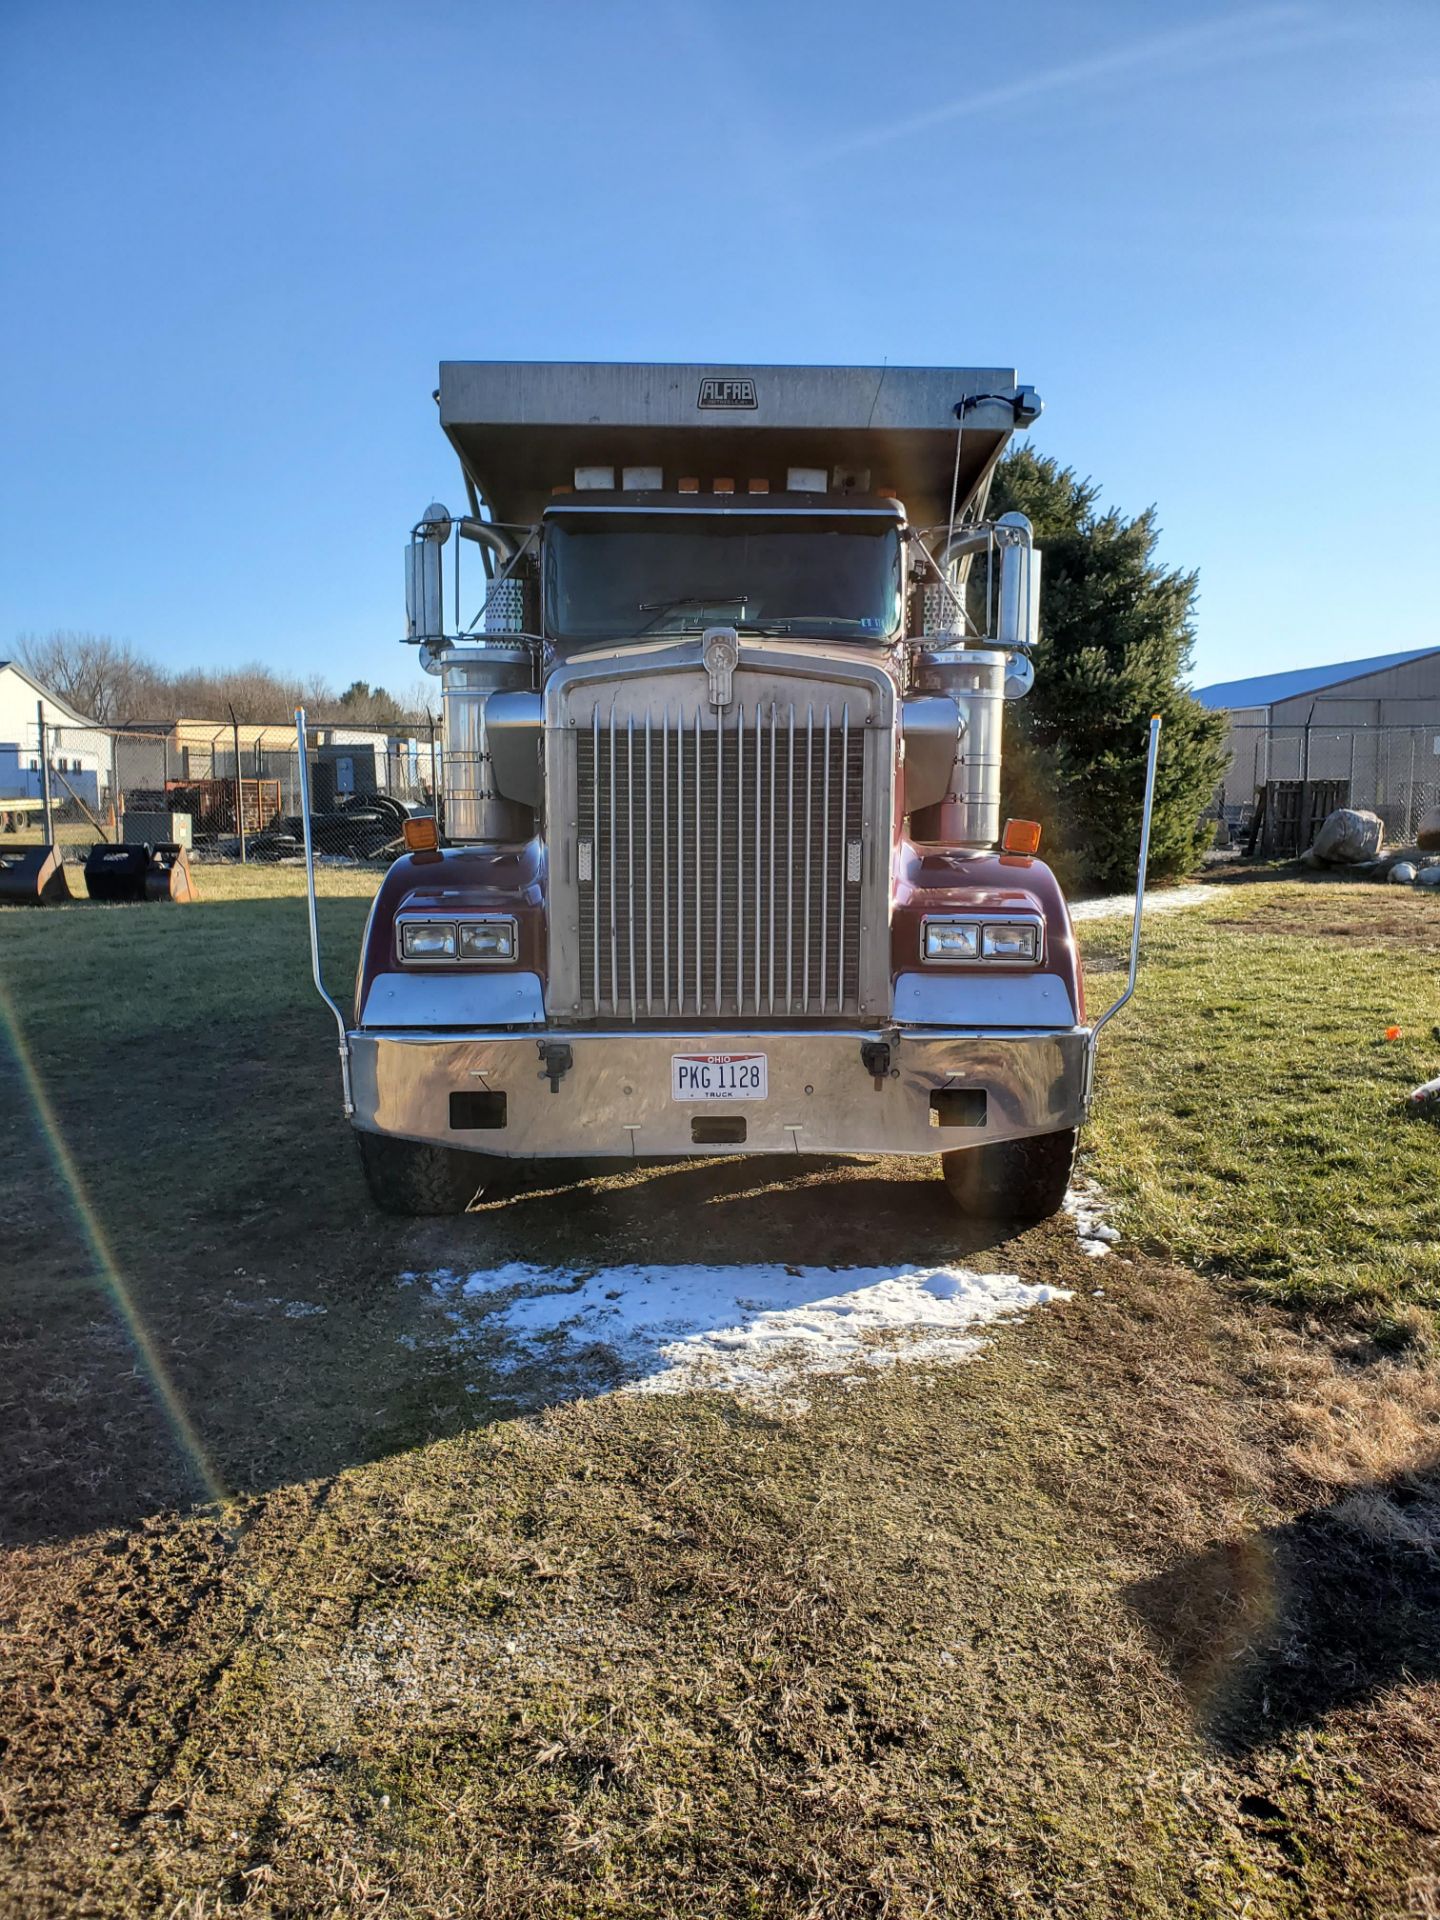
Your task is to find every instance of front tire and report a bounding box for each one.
[941,1127,1077,1225]
[355,1130,502,1216]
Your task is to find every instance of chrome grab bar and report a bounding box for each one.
[1084,713,1162,1109]
[295,707,355,1117]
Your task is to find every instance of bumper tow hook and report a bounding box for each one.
[538,1041,573,1094]
[860,1040,892,1092]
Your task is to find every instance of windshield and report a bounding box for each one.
[544,511,903,646]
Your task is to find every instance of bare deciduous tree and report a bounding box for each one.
[15,632,159,723]
[15,636,429,728]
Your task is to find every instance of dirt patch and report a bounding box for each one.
[4,1214,1439,1917]
[1208,895,1440,945]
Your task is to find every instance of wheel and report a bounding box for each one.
[941,1127,1077,1224]
[355,1130,503,1216]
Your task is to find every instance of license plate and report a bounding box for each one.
[671,1052,768,1102]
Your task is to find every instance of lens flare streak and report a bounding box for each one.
[0,974,226,1512]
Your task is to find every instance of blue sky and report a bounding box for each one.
[2,0,1436,701]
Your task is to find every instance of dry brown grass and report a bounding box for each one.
[1267,1340,1440,1493]
[1203,882,1440,948]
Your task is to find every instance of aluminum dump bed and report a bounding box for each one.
[438,360,1040,528]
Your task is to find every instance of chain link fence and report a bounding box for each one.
[2,716,441,866]
[14,709,1437,870]
[1208,722,1440,850]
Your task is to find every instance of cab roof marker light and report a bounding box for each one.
[574,466,615,491]
[622,466,663,490]
[713,477,735,494]
[787,466,826,492]
[677,476,700,494]
[748,477,770,493]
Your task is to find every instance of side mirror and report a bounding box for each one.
[404,503,450,647]
[995,512,1041,653]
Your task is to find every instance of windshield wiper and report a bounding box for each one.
[635,594,749,635]
[636,594,748,613]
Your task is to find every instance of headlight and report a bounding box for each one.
[923,920,980,960]
[459,917,517,961]
[400,921,457,958]
[920,916,1043,963]
[982,922,1039,961]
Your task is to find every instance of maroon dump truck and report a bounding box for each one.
[298,362,1157,1216]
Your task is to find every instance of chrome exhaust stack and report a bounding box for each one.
[432,640,535,842]
[908,646,1007,847]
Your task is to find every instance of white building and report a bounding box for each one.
[0,659,104,809]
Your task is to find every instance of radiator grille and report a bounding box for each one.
[576,701,867,1019]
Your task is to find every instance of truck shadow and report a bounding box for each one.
[1127,1463,1440,1752]
[460,1150,1012,1269]
[1,1069,1039,1547]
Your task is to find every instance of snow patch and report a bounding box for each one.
[408,1260,1071,1402]
[1065,1179,1120,1259]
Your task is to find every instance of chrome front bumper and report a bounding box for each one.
[348,1025,1090,1158]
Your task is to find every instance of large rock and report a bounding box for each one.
[1390,861,1419,885]
[1306,807,1384,866]
[1417,806,1440,851]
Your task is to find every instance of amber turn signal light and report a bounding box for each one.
[1002,818,1043,855]
[403,817,440,853]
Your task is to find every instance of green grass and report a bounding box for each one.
[1,816,96,847]
[1,873,377,1044]
[187,859,385,902]
[1081,881,1440,1325]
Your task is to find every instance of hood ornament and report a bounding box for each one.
[702,626,740,708]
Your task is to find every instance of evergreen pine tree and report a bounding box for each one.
[986,446,1228,891]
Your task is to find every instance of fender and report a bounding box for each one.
[890,839,1084,1024]
[353,840,548,1022]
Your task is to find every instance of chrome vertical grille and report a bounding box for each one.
[576,700,866,1019]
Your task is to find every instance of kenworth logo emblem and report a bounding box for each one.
[702,626,740,708]
[697,375,757,410]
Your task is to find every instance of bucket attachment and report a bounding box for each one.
[0,844,72,905]
[145,843,197,903]
[84,843,152,902]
